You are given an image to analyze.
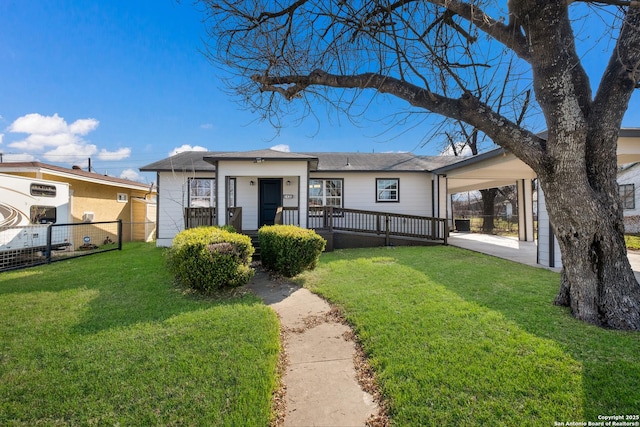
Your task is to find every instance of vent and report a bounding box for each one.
[82,212,94,223]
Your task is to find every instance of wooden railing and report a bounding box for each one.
[185,206,446,243]
[184,207,243,232]
[308,206,447,244]
[184,207,216,229]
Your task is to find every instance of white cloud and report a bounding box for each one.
[68,118,99,135]
[8,113,69,135]
[10,132,80,151]
[5,113,130,166]
[43,143,98,164]
[3,152,36,162]
[200,123,213,129]
[98,147,131,161]
[119,168,145,182]
[169,144,208,156]
[0,133,3,145]
[270,144,290,152]
[439,143,474,157]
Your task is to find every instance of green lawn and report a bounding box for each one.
[297,246,640,426]
[0,242,280,426]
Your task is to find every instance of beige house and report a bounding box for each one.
[0,162,156,242]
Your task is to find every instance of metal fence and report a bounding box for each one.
[0,220,122,272]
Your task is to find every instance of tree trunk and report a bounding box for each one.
[542,180,640,330]
[480,188,497,233]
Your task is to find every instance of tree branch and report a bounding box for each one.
[252,69,545,165]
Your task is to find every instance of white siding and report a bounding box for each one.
[310,172,433,216]
[217,160,309,230]
[617,164,640,233]
[537,186,562,268]
[156,171,214,247]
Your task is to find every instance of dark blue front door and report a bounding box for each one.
[259,179,282,226]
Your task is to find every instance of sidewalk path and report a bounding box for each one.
[247,267,379,426]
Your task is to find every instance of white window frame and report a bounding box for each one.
[309,178,343,214]
[376,178,399,203]
[619,184,635,210]
[188,178,216,208]
[117,193,128,203]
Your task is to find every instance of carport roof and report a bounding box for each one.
[432,148,536,193]
[432,128,640,193]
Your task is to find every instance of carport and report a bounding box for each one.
[433,129,640,269]
[432,148,537,243]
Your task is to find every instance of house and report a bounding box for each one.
[141,128,640,269]
[617,162,640,233]
[0,162,157,242]
[140,149,458,247]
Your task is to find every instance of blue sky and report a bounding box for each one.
[1,1,639,184]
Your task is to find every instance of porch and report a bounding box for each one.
[184,206,448,248]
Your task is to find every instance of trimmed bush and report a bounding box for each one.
[167,226,254,291]
[258,225,326,277]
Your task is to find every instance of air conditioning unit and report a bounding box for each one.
[82,212,94,223]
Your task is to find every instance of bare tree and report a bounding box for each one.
[198,0,640,330]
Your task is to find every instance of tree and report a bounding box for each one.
[198,0,640,330]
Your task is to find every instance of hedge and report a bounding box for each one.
[258,225,326,277]
[167,226,254,291]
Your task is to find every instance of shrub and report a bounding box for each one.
[258,225,326,277]
[167,226,254,291]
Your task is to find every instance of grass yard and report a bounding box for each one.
[298,246,640,426]
[0,242,280,426]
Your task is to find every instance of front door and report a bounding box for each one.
[259,179,282,226]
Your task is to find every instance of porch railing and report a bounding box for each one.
[308,206,447,244]
[185,206,446,243]
[184,207,243,232]
[184,207,217,229]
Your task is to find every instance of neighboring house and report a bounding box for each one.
[617,162,640,233]
[140,149,457,247]
[0,162,157,242]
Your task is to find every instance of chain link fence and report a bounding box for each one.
[0,220,122,272]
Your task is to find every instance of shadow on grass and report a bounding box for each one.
[0,242,263,334]
[301,246,640,423]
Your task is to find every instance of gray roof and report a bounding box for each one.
[140,151,219,172]
[140,149,460,173]
[205,149,318,162]
[304,152,459,172]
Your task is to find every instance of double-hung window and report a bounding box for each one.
[619,184,635,210]
[188,178,215,207]
[376,178,399,202]
[309,179,343,212]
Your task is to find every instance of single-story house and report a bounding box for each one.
[141,128,640,270]
[0,162,157,242]
[140,149,459,247]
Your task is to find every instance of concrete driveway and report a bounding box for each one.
[448,232,640,281]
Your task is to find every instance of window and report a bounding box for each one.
[619,184,635,209]
[117,193,128,203]
[188,178,215,207]
[309,179,343,209]
[30,205,57,224]
[376,178,399,202]
[227,178,236,208]
[30,183,56,197]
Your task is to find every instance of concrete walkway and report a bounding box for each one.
[247,268,378,427]
[448,232,640,280]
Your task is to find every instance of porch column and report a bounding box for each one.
[517,179,535,241]
[435,174,450,232]
[216,164,227,227]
